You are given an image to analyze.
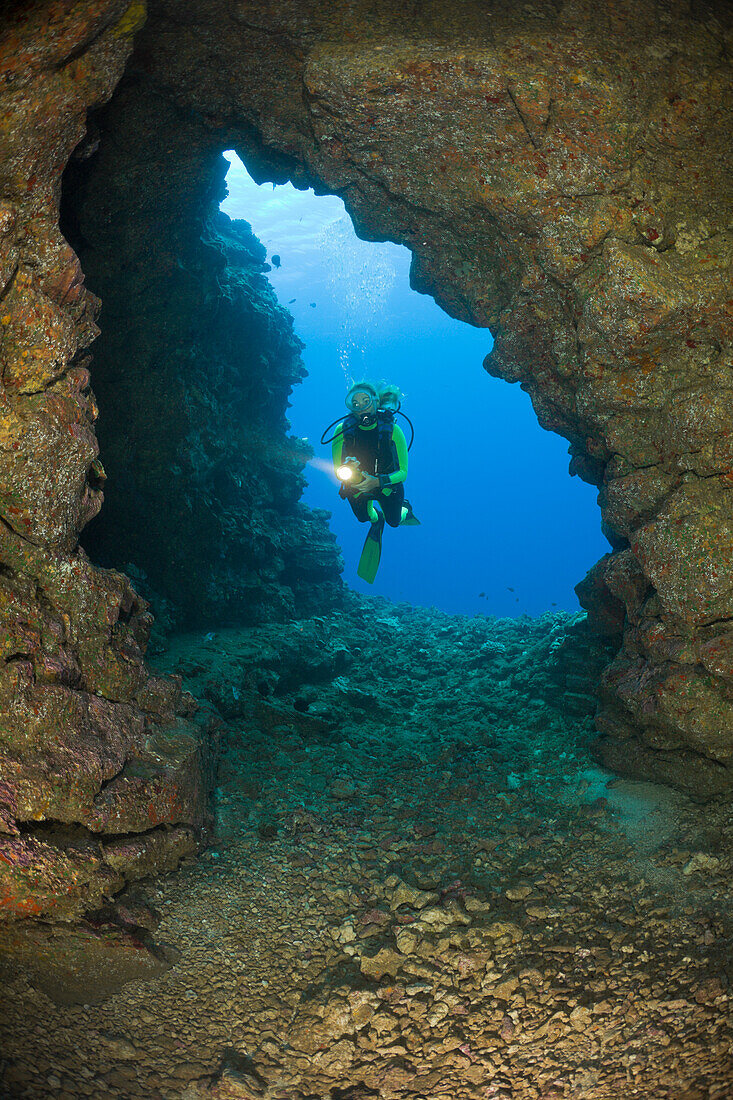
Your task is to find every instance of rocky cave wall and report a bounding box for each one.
[119,0,731,795]
[0,0,346,921]
[0,0,732,920]
[0,1,223,921]
[61,77,343,629]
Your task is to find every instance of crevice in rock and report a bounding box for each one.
[0,262,19,307]
[53,11,122,71]
[505,86,540,151]
[698,614,733,630]
[0,512,35,549]
[12,817,181,844]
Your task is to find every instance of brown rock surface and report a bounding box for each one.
[0,3,215,919]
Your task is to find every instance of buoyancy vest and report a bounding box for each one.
[339,412,399,477]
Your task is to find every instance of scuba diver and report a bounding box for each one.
[321,381,418,583]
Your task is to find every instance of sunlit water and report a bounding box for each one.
[222,152,610,617]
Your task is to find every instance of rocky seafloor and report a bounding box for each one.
[2,598,732,1099]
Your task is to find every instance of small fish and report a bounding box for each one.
[310,302,316,308]
[507,586,514,592]
[288,298,296,304]
[203,631,216,642]
[271,254,281,268]
[478,591,485,597]
[551,601,557,606]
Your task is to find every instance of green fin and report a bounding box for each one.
[357,516,384,583]
[400,501,421,526]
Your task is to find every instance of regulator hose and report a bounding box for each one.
[320,410,415,450]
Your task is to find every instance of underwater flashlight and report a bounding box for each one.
[336,458,364,486]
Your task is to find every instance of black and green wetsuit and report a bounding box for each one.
[332,413,409,527]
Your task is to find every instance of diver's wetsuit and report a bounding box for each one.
[332,415,409,528]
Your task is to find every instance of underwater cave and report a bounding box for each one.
[219,152,610,617]
[1,1,733,1097]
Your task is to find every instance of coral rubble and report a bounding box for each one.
[2,602,732,1096]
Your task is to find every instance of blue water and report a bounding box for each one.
[222,152,609,618]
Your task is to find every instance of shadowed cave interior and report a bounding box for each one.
[1,2,733,1098]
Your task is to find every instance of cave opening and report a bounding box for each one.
[57,120,622,842]
[220,151,611,618]
[58,122,617,749]
[46,88,634,1036]
[63,135,612,627]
